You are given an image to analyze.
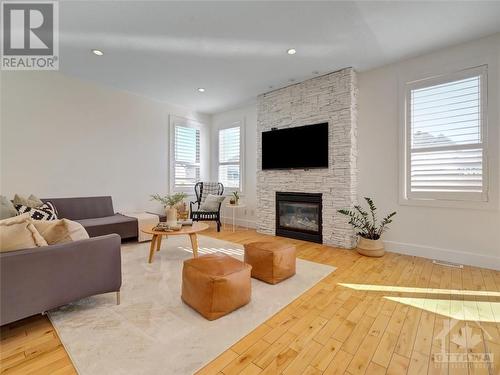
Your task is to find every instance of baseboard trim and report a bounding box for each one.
[384,240,500,271]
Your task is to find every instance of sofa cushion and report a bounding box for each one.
[16,202,58,221]
[0,196,18,219]
[77,214,136,227]
[42,196,115,220]
[0,214,48,252]
[77,214,138,239]
[33,219,89,245]
[13,194,44,208]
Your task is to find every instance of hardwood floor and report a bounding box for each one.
[1,226,499,375]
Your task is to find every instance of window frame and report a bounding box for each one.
[169,115,202,193]
[401,65,490,206]
[217,120,244,193]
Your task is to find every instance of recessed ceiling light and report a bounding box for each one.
[197,88,205,93]
[287,48,297,55]
[92,49,104,56]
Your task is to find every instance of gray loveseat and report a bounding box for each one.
[43,196,138,240]
[0,234,122,326]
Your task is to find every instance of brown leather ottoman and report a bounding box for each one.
[244,241,296,284]
[181,253,252,320]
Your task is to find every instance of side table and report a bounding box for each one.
[224,203,247,232]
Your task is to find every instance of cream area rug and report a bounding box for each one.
[48,235,335,375]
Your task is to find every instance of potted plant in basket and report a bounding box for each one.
[338,197,396,257]
[150,193,187,226]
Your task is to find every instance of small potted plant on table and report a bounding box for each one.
[229,191,240,205]
[150,193,187,226]
[338,197,396,257]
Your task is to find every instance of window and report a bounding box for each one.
[218,125,241,190]
[404,66,487,202]
[171,117,200,191]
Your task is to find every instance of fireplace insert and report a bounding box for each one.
[276,192,322,243]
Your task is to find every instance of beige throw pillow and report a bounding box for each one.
[0,214,48,252]
[64,219,90,242]
[13,194,44,208]
[33,220,69,244]
[33,219,89,245]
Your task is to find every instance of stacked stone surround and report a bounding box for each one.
[256,68,358,248]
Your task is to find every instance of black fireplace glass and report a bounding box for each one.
[278,201,319,232]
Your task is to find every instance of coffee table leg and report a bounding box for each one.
[148,235,157,263]
[156,235,163,251]
[189,233,199,258]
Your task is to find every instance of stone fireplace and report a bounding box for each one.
[256,68,358,248]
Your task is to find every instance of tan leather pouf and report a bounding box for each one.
[181,253,252,320]
[244,241,296,284]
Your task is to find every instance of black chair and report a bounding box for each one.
[190,182,224,232]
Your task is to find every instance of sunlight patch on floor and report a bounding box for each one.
[384,296,499,323]
[179,246,244,256]
[338,283,500,297]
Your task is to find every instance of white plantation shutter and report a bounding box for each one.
[406,66,487,201]
[174,124,200,189]
[218,126,241,189]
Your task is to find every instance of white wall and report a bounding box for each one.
[0,71,210,213]
[211,34,500,269]
[210,102,257,227]
[358,33,500,270]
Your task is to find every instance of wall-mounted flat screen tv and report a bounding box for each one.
[261,122,328,170]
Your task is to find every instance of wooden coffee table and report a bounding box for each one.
[141,222,209,263]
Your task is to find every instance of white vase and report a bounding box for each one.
[166,207,178,226]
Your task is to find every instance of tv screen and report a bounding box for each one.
[262,123,328,170]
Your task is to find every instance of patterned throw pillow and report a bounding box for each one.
[15,202,58,221]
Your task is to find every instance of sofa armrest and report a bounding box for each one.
[0,234,122,326]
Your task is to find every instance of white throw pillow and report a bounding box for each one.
[199,194,225,212]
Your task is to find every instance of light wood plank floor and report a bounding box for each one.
[1,226,499,375]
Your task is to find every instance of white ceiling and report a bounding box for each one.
[59,1,500,114]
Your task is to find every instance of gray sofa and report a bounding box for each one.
[43,196,138,239]
[0,234,122,326]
